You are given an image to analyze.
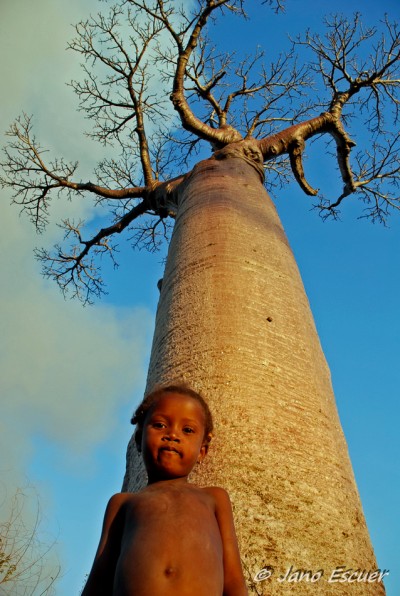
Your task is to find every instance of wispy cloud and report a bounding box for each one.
[0,198,151,462]
[1,1,153,590]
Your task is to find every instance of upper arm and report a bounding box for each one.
[209,487,248,596]
[81,493,126,596]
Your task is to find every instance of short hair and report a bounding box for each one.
[131,383,214,450]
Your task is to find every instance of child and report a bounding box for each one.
[82,384,248,595]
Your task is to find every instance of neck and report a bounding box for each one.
[146,475,189,486]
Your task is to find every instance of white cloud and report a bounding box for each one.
[0,3,154,592]
[0,0,153,463]
[0,203,150,453]
[0,178,152,593]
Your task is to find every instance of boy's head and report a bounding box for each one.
[131,384,214,482]
[131,383,213,451]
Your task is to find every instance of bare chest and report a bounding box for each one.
[128,485,215,528]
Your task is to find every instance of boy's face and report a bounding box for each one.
[141,392,209,483]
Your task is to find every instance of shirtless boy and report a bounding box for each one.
[82,384,248,596]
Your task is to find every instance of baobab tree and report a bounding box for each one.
[1,1,399,593]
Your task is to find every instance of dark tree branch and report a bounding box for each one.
[260,13,400,208]
[35,199,150,304]
[316,136,400,222]
[257,113,356,196]
[33,173,185,303]
[68,4,165,185]
[161,0,244,145]
[0,115,148,232]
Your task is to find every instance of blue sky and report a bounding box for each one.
[1,0,399,594]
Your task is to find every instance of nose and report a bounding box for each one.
[162,429,180,442]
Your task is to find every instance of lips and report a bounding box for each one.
[159,446,181,456]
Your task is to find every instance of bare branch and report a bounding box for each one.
[264,13,400,211]
[35,200,148,305]
[0,114,147,232]
[183,35,229,126]
[257,113,355,196]
[67,4,167,186]
[128,214,173,253]
[0,486,60,595]
[182,33,313,147]
[160,0,244,145]
[315,136,400,222]
[34,173,185,303]
[295,14,400,124]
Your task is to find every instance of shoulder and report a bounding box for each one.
[201,486,232,508]
[108,491,134,504]
[105,492,137,515]
[201,486,230,498]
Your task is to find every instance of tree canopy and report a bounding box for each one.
[1,0,399,303]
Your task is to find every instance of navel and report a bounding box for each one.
[164,566,176,578]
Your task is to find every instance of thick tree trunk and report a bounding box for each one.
[123,156,383,594]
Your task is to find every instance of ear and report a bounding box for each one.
[197,434,212,463]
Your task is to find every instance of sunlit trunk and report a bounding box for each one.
[123,156,383,595]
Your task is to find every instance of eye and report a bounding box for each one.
[152,421,166,429]
[183,426,195,434]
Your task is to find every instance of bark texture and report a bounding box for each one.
[123,156,383,594]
